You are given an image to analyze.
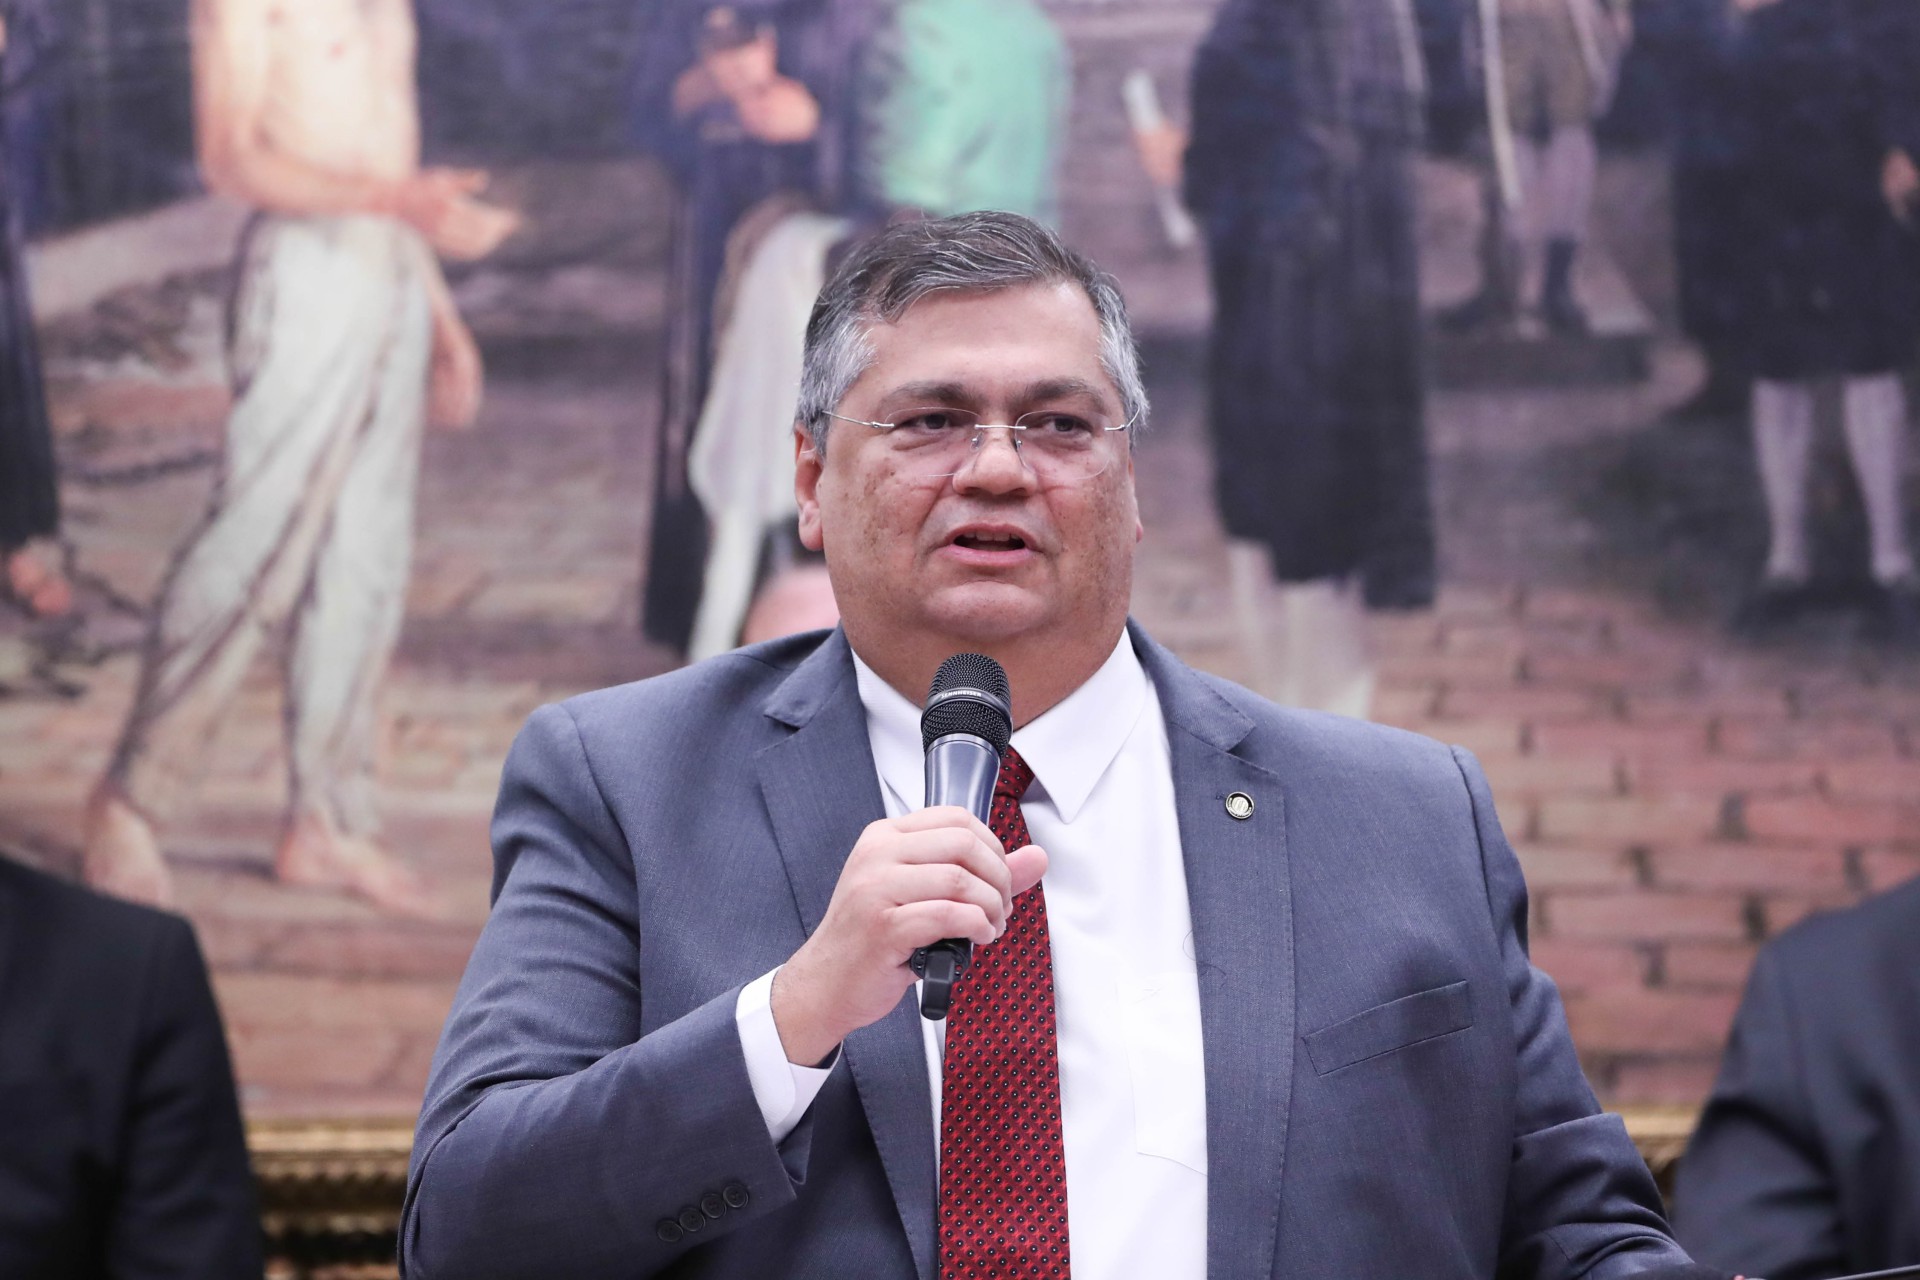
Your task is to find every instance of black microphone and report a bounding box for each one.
[909,653,1012,1021]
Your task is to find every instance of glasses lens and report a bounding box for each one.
[880,406,1125,484]
[879,407,981,476]
[1012,409,1116,482]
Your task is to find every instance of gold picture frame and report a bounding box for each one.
[250,1107,1703,1278]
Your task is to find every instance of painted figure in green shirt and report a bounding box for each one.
[859,0,1068,225]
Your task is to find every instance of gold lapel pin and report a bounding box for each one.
[1225,792,1255,821]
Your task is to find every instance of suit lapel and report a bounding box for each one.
[1136,626,1296,1278]
[756,633,938,1280]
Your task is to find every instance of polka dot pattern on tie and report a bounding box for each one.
[936,747,1070,1280]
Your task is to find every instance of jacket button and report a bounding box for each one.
[700,1191,726,1219]
[723,1182,750,1210]
[656,1219,684,1244]
[678,1206,706,1234]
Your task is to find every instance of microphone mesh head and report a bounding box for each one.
[922,653,1012,752]
[931,653,1010,704]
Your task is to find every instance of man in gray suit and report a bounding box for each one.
[402,211,1727,1280]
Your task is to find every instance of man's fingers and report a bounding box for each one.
[890,805,1003,852]
[883,825,1013,902]
[1005,845,1048,897]
[887,899,997,950]
[884,863,1009,933]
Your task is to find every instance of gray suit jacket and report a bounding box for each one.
[402,624,1691,1279]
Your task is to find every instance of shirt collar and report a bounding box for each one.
[850,632,1147,825]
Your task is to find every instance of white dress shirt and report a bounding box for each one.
[734,634,1209,1279]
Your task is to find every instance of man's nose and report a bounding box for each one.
[954,427,1036,493]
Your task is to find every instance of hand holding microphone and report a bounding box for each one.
[910,654,1014,1018]
[769,655,1046,1066]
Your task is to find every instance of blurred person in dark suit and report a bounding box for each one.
[0,851,262,1278]
[1674,874,1920,1280]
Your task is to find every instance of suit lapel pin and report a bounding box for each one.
[1225,792,1255,820]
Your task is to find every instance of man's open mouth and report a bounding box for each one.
[953,531,1029,551]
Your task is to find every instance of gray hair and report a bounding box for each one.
[796,211,1149,456]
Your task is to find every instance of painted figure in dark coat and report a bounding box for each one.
[1736,0,1918,387]
[1651,0,1760,417]
[0,3,70,618]
[632,0,882,654]
[1181,0,1441,714]
[1716,0,1920,636]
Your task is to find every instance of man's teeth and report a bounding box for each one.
[960,533,1024,549]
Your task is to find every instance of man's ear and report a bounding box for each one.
[1127,452,1144,544]
[794,424,826,551]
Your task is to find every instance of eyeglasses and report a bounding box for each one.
[822,406,1134,484]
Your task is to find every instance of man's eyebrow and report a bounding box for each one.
[874,378,1114,409]
[1020,378,1112,405]
[876,381,974,407]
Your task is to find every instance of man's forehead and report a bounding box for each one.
[875,279,1097,333]
[855,281,1115,404]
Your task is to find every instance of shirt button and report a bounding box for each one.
[700,1191,726,1219]
[723,1182,751,1210]
[678,1206,706,1234]
[656,1219,684,1244]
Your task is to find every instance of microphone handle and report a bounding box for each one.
[911,734,1002,1020]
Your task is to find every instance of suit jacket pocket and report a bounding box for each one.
[1303,981,1473,1076]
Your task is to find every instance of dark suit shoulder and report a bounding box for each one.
[1762,873,1920,977]
[0,853,188,977]
[0,854,206,1089]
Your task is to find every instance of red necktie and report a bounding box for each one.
[936,747,1070,1280]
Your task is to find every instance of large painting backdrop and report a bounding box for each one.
[0,0,1917,1122]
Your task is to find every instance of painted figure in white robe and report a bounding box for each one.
[81,0,518,913]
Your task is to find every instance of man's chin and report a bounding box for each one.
[918,582,1051,644]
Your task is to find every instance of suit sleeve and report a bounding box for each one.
[106,917,264,1280]
[1670,946,1847,1280]
[401,703,815,1280]
[1452,748,1698,1280]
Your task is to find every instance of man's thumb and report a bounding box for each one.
[1006,845,1048,897]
